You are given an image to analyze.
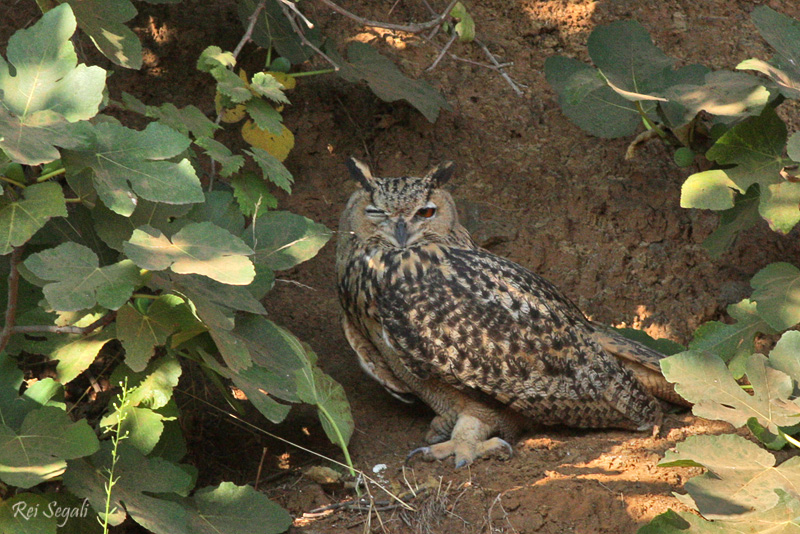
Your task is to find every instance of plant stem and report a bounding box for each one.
[0,175,27,188]
[100,378,130,534]
[289,68,336,78]
[37,167,66,182]
[635,101,667,138]
[11,311,116,336]
[131,293,159,300]
[0,248,23,354]
[317,402,356,479]
[233,0,268,60]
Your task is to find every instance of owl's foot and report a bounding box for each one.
[424,415,453,444]
[407,414,513,468]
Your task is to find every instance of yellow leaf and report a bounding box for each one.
[267,71,297,90]
[241,120,295,162]
[215,92,247,123]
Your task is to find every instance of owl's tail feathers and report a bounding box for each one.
[590,325,691,407]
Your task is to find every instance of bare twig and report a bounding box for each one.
[427,32,457,71]
[254,447,268,490]
[233,0,268,59]
[318,0,459,34]
[0,247,24,353]
[474,38,525,96]
[279,0,315,28]
[11,311,116,337]
[279,1,340,70]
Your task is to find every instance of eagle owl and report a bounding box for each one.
[336,158,681,467]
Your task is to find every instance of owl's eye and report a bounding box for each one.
[416,206,437,219]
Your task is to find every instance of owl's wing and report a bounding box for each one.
[378,246,640,408]
[590,325,688,406]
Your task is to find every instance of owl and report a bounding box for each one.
[336,158,682,468]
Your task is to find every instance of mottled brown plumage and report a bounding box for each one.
[336,159,679,467]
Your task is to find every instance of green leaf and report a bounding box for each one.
[0,182,67,255]
[751,262,800,331]
[121,93,218,138]
[331,42,451,123]
[194,137,245,178]
[149,401,187,463]
[50,325,116,384]
[92,199,191,252]
[63,122,203,217]
[0,406,99,488]
[0,109,94,166]
[211,67,252,104]
[704,108,797,233]
[65,442,193,531]
[124,222,255,285]
[639,493,800,533]
[587,20,674,98]
[450,2,475,42]
[232,172,278,217]
[184,191,245,236]
[0,354,64,433]
[250,72,290,104]
[0,4,105,164]
[245,210,331,270]
[104,405,164,455]
[187,482,292,534]
[661,351,798,435]
[0,493,57,534]
[235,316,305,402]
[295,344,354,447]
[664,70,771,122]
[199,350,292,423]
[167,273,266,331]
[659,434,800,520]
[24,242,140,311]
[239,0,321,64]
[245,147,294,193]
[608,327,685,356]
[688,299,778,372]
[117,297,184,371]
[703,185,761,258]
[65,0,142,69]
[197,45,235,71]
[680,169,737,210]
[789,132,800,163]
[245,98,283,135]
[746,6,800,99]
[673,147,695,167]
[544,55,640,138]
[770,331,800,391]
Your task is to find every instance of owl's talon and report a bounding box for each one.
[405,446,432,465]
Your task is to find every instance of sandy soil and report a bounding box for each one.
[4,0,800,532]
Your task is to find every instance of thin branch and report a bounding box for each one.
[474,38,525,96]
[233,0,268,60]
[11,311,116,337]
[0,247,24,353]
[279,1,339,70]
[317,0,459,34]
[278,0,314,29]
[426,31,457,71]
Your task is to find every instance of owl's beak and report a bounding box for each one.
[394,219,408,247]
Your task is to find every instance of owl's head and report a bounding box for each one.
[342,157,461,249]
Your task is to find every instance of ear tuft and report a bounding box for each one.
[345,157,375,192]
[428,161,456,187]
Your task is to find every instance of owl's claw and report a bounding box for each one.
[405,437,513,467]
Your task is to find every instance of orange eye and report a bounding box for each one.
[416,207,436,218]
